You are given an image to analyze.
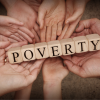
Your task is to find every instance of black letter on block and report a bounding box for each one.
[91,40,100,50]
[65,44,73,54]
[12,52,19,62]
[78,42,86,52]
[37,47,46,57]
[24,50,33,60]
[51,46,60,56]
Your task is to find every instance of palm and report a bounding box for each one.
[42,57,69,82]
[63,18,100,78]
[7,0,40,43]
[43,0,65,26]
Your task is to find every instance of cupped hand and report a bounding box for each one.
[58,0,89,40]
[7,0,40,43]
[62,18,100,78]
[0,41,45,96]
[42,57,69,82]
[38,0,65,42]
[0,15,35,42]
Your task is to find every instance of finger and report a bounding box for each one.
[8,17,24,25]
[17,30,33,43]
[14,33,26,41]
[57,21,63,36]
[5,41,28,51]
[34,23,40,36]
[40,26,46,42]
[46,26,51,42]
[30,59,45,72]
[58,24,69,40]
[0,41,10,49]
[38,8,46,29]
[0,16,23,26]
[64,16,81,38]
[21,61,29,68]
[19,26,34,38]
[10,35,23,42]
[25,61,35,70]
[76,18,98,32]
[51,24,57,41]
[64,60,86,78]
[32,29,40,43]
[65,10,82,24]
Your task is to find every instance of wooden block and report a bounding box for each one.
[73,36,88,53]
[47,40,62,57]
[86,34,100,51]
[21,44,35,61]
[60,38,75,55]
[35,42,49,59]
[8,47,23,64]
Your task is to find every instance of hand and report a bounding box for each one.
[42,57,69,83]
[2,0,40,43]
[0,41,45,96]
[42,57,69,100]
[58,0,89,40]
[62,18,100,78]
[0,15,35,42]
[38,0,65,42]
[24,0,42,13]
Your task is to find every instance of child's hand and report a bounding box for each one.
[42,57,69,100]
[58,0,89,40]
[42,57,69,83]
[38,0,65,42]
[0,15,35,43]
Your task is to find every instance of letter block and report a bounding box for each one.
[48,40,62,57]
[21,44,35,61]
[8,47,23,64]
[73,36,88,53]
[35,42,49,59]
[86,34,100,51]
[60,38,75,55]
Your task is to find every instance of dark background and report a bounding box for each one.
[0,0,100,100]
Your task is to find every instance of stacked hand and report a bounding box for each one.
[62,18,100,78]
[2,0,40,43]
[0,41,45,96]
[38,0,65,42]
[58,0,89,40]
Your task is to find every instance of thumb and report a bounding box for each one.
[64,60,86,78]
[65,10,82,24]
[0,41,10,49]
[37,8,46,29]
[76,18,99,32]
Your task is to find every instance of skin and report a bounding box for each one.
[58,0,90,40]
[62,18,100,78]
[42,57,69,100]
[0,41,45,96]
[38,0,65,42]
[1,0,40,43]
[0,15,34,42]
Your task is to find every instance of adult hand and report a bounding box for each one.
[38,0,65,42]
[0,41,45,96]
[0,15,34,42]
[1,0,40,43]
[58,0,89,40]
[62,18,100,78]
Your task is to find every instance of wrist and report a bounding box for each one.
[43,81,62,100]
[0,0,18,10]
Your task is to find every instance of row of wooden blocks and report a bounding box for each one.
[8,34,100,64]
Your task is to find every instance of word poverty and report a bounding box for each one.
[8,34,100,64]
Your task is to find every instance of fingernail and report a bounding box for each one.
[20,22,24,25]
